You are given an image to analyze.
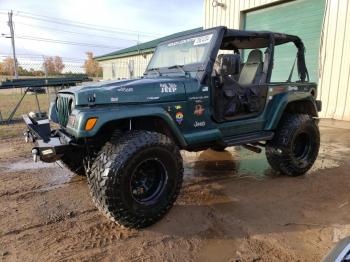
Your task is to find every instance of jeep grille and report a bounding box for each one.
[56,94,73,126]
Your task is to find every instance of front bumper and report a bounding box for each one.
[23,114,73,163]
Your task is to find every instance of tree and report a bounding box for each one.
[84,52,102,77]
[0,56,15,76]
[42,56,65,75]
[54,56,65,73]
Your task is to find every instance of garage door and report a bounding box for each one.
[244,0,325,83]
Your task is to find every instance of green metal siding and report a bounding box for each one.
[244,0,325,82]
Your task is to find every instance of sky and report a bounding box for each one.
[0,0,203,71]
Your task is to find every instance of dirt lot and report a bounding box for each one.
[0,123,350,261]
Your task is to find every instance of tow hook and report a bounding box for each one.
[32,148,38,162]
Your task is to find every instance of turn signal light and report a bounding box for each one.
[85,117,97,131]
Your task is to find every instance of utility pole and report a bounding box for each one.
[8,10,19,79]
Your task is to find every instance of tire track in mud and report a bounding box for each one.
[0,178,87,207]
[52,221,138,261]
[1,208,98,237]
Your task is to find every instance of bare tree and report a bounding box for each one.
[42,56,65,75]
[54,56,65,73]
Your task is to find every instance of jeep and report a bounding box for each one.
[23,26,321,228]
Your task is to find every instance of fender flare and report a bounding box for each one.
[67,106,187,147]
[265,94,318,130]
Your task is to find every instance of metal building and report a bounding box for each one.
[95,27,202,80]
[204,0,350,121]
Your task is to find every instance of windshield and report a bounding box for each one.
[147,33,214,71]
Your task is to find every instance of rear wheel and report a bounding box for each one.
[266,114,320,176]
[87,130,183,228]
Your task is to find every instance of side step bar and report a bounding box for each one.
[223,131,274,146]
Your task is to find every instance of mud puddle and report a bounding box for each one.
[2,124,350,261]
[0,159,77,193]
[183,141,350,182]
[183,147,272,181]
[2,159,55,172]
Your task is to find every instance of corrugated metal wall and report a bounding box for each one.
[204,0,283,29]
[318,0,350,120]
[204,0,350,121]
[99,53,153,80]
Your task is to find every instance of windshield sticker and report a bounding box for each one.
[194,104,205,117]
[194,121,206,128]
[147,96,160,100]
[202,86,209,92]
[193,34,213,46]
[176,112,184,124]
[117,87,133,92]
[167,34,213,47]
[189,95,209,101]
[111,97,119,102]
[160,83,177,93]
[288,86,299,91]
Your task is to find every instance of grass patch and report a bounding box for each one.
[0,123,26,139]
[0,92,50,121]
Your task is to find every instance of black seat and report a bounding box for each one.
[238,49,263,85]
[213,53,241,80]
[213,54,242,118]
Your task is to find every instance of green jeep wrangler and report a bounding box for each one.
[23,26,321,228]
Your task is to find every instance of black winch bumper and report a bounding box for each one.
[23,114,72,163]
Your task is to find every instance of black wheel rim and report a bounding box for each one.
[130,158,168,205]
[293,132,311,161]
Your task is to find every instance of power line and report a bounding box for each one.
[13,35,125,49]
[0,54,85,62]
[15,10,159,36]
[0,10,160,38]
[15,22,141,43]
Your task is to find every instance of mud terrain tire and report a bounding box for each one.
[266,114,320,176]
[87,130,183,228]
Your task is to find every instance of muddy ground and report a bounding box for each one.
[1,124,350,261]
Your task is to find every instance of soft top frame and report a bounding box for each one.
[221,27,303,49]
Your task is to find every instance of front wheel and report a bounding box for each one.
[87,130,183,228]
[266,114,320,176]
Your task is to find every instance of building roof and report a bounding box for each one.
[94,27,203,62]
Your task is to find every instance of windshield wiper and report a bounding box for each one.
[167,64,186,74]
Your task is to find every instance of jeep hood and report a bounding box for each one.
[60,77,191,106]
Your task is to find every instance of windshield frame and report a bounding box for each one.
[145,28,222,76]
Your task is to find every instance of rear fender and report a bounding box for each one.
[265,94,318,130]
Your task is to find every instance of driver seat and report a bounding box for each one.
[238,49,263,85]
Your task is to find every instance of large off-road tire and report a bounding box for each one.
[60,148,86,176]
[87,130,183,228]
[266,114,320,176]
